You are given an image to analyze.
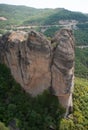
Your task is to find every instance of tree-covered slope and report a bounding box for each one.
[59,78,88,130]
[44,9,88,25]
[75,48,88,79]
[74,29,88,46]
[0,4,54,26]
[73,78,88,130]
[76,23,88,29]
[0,4,37,25]
[0,4,88,26]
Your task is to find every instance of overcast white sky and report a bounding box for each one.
[0,0,88,13]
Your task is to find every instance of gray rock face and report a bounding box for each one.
[0,29,75,115]
[51,29,75,115]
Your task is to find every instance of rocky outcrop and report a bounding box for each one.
[0,17,7,21]
[0,29,75,116]
[0,31,51,96]
[51,29,75,116]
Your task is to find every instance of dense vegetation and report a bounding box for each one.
[60,78,88,130]
[44,26,61,37]
[73,78,88,130]
[0,4,88,27]
[0,64,65,130]
[44,9,88,25]
[0,4,54,27]
[0,4,53,25]
[75,48,88,79]
[74,30,88,45]
[76,23,88,29]
[0,63,88,130]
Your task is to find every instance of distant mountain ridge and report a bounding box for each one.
[0,4,88,26]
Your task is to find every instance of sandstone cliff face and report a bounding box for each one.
[51,29,75,115]
[0,29,75,115]
[0,31,51,96]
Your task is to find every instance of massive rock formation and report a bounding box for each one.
[51,29,75,116]
[0,29,75,116]
[0,31,51,96]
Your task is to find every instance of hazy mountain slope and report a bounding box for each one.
[0,4,54,25]
[0,4,88,26]
[44,9,88,25]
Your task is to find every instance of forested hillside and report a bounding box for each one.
[74,30,88,45]
[0,4,54,26]
[75,48,88,79]
[44,9,88,25]
[0,4,88,26]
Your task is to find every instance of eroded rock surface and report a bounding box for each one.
[0,31,51,96]
[51,29,75,114]
[0,29,75,114]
